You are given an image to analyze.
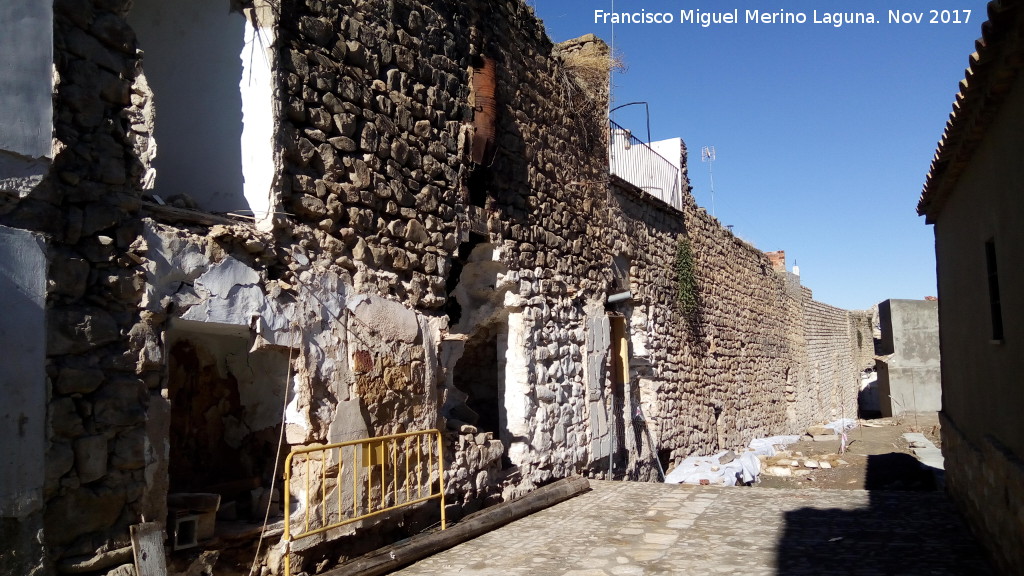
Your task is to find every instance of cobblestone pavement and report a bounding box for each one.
[391,480,993,575]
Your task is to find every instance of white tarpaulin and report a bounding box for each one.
[664,419,860,486]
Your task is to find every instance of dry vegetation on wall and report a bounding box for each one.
[559,50,621,95]
[554,43,621,149]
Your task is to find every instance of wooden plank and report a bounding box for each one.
[130,522,168,576]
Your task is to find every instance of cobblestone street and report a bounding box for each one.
[392,480,992,576]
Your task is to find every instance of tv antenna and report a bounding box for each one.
[701,146,717,217]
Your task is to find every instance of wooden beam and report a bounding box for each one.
[320,476,591,576]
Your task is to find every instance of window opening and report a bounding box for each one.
[985,239,1004,341]
[467,165,490,208]
[450,323,512,468]
[451,326,502,435]
[129,0,275,217]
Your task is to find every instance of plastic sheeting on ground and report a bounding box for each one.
[748,435,803,457]
[824,418,857,434]
[663,449,763,486]
[664,420,860,487]
[664,435,800,487]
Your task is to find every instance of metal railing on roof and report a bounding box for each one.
[608,120,681,210]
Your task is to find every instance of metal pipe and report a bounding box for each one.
[607,291,632,304]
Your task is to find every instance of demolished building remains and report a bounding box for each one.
[0,0,872,573]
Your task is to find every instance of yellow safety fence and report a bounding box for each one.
[281,429,447,576]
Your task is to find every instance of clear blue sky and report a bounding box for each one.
[531,0,983,310]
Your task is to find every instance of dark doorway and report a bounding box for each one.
[451,325,503,436]
[609,315,629,477]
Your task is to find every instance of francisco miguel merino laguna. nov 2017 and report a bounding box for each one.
[593,9,884,28]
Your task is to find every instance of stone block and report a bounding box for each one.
[45,441,74,497]
[50,257,91,300]
[47,307,120,355]
[92,379,147,427]
[55,367,105,395]
[50,397,84,438]
[111,429,146,471]
[74,435,108,483]
[43,486,125,546]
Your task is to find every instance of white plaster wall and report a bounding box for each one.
[0,1,52,159]
[0,1,53,195]
[128,0,250,213]
[503,312,532,466]
[650,137,686,209]
[240,4,277,228]
[650,138,683,172]
[0,226,47,517]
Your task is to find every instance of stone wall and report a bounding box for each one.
[604,179,864,479]
[801,295,860,424]
[275,0,611,518]
[941,412,1024,575]
[849,310,875,372]
[0,0,159,570]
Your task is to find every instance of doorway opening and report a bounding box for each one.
[166,323,288,529]
[450,323,512,467]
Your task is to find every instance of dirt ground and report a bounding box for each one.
[756,412,942,491]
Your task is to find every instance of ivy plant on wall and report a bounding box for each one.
[675,235,698,319]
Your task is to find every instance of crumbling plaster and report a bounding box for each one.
[140,220,443,517]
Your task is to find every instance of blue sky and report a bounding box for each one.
[531,0,983,310]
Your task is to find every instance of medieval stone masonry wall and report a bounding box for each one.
[276,0,611,515]
[0,0,869,572]
[801,295,860,424]
[606,183,862,478]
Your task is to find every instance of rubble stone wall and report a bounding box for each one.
[0,0,160,567]
[801,294,860,424]
[276,0,611,514]
[606,181,864,477]
[941,411,1024,575]
[681,203,801,448]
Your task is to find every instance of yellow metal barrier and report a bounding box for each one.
[282,430,447,576]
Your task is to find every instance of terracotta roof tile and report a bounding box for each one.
[918,0,1024,222]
